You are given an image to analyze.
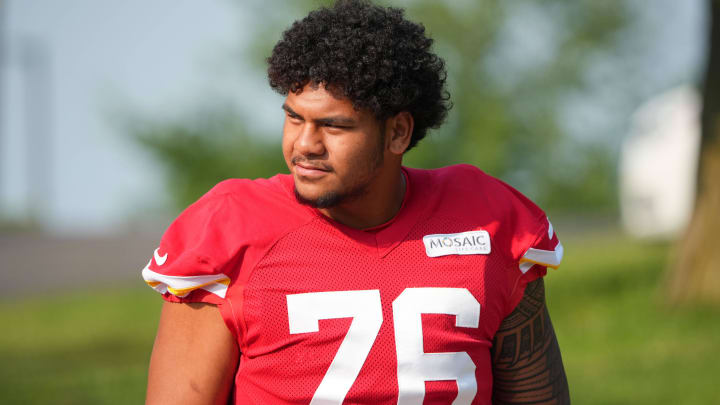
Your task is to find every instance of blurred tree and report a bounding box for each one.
[668,0,720,304]
[133,0,630,212]
[131,108,286,207]
[398,0,627,213]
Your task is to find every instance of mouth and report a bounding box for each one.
[292,158,331,179]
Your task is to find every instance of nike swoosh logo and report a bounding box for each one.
[154,248,168,266]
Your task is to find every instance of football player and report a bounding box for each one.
[143,1,570,404]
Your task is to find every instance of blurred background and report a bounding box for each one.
[1,0,719,403]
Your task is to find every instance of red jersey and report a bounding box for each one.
[142,164,563,404]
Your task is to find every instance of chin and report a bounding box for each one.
[294,187,344,209]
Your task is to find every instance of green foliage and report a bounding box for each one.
[132,0,632,211]
[541,144,618,214]
[2,233,719,403]
[132,110,286,208]
[399,0,628,210]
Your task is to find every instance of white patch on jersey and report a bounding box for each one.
[547,219,554,239]
[153,248,168,266]
[423,230,491,257]
[520,241,564,272]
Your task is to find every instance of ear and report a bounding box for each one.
[386,112,414,155]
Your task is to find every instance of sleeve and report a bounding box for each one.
[141,191,239,305]
[506,215,563,314]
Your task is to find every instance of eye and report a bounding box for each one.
[286,113,303,124]
[324,123,352,130]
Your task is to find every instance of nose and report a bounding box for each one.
[294,122,326,157]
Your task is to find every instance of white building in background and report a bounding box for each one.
[619,86,701,239]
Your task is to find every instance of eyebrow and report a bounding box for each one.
[282,103,301,117]
[282,103,357,127]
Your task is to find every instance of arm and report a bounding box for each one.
[491,278,570,404]
[146,301,239,405]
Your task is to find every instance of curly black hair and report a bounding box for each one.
[267,0,451,151]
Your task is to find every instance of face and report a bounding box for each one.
[282,84,387,208]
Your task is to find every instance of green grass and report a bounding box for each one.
[0,287,161,404]
[549,232,720,405]
[0,232,718,404]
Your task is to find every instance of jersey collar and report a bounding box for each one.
[281,167,428,258]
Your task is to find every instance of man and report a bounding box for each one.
[142,1,570,404]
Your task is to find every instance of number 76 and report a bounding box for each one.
[287,288,481,405]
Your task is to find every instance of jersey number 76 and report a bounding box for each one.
[287,288,481,404]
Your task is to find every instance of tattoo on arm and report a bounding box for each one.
[491,278,570,404]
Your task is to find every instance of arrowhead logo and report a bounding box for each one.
[153,248,168,266]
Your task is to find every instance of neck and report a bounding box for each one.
[319,167,406,230]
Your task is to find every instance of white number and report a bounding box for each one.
[287,290,383,405]
[286,288,480,404]
[393,288,480,405]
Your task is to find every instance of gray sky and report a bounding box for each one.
[0,0,708,234]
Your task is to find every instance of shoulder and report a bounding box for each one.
[180,173,311,248]
[190,174,303,230]
[405,164,561,317]
[201,174,295,209]
[407,164,546,224]
[142,174,311,302]
[409,164,555,262]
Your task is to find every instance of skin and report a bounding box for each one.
[282,83,413,229]
[146,302,238,405]
[491,279,570,404]
[146,84,569,404]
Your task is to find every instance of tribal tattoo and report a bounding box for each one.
[490,278,570,404]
